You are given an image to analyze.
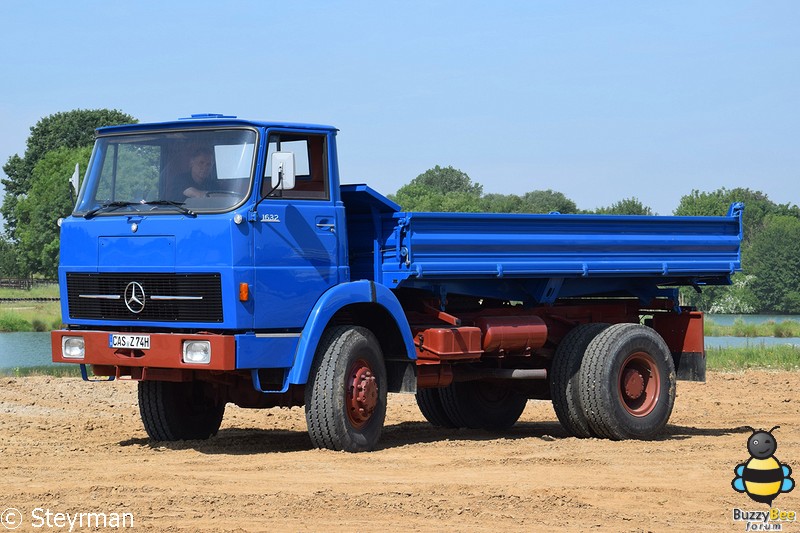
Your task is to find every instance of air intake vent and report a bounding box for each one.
[67,273,223,323]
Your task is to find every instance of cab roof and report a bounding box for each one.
[96,114,338,135]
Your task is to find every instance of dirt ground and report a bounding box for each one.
[0,372,798,532]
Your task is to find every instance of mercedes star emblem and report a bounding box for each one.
[124,281,146,314]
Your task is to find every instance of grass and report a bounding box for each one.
[705,318,800,338]
[706,344,800,371]
[0,285,62,332]
[0,364,83,377]
[0,306,62,332]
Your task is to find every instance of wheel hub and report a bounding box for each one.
[617,351,661,417]
[622,368,645,400]
[347,361,378,428]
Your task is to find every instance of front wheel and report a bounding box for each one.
[439,380,528,431]
[416,388,458,428]
[138,380,225,441]
[578,324,676,440]
[305,326,387,452]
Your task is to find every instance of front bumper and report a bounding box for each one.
[51,330,237,371]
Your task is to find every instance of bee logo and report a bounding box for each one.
[732,426,795,505]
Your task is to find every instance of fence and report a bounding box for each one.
[0,278,60,301]
[0,278,58,290]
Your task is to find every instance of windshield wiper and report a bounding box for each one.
[83,201,138,219]
[142,200,197,217]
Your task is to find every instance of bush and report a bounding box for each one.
[704,319,725,337]
[772,321,799,338]
[0,313,31,332]
[732,318,759,337]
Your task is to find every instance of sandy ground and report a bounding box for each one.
[0,372,799,532]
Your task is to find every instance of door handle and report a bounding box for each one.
[316,222,335,233]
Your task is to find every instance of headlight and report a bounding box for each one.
[62,336,85,359]
[182,340,211,364]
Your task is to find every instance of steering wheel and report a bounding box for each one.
[205,190,241,198]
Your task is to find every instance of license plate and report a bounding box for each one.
[109,334,151,350]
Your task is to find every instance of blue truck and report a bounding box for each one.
[52,115,743,451]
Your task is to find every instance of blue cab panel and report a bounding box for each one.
[59,210,256,330]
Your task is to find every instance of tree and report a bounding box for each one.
[0,236,18,276]
[675,187,800,313]
[480,190,579,214]
[744,215,800,313]
[480,193,525,213]
[390,166,582,215]
[14,146,93,278]
[674,187,799,243]
[408,165,483,196]
[594,197,654,215]
[389,165,483,212]
[680,274,758,314]
[2,109,136,239]
[519,190,579,214]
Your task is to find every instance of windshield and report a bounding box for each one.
[74,128,257,216]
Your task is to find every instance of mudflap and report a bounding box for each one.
[673,351,706,382]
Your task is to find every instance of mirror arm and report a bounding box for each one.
[252,174,283,213]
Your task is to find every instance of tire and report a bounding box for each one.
[415,388,457,428]
[305,326,388,452]
[550,323,609,438]
[138,380,225,441]
[578,323,676,440]
[439,380,528,431]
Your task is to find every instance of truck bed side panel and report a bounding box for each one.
[382,210,742,289]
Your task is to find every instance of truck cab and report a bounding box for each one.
[66,115,345,332]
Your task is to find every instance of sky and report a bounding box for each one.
[1,0,799,218]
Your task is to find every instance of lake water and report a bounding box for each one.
[0,332,55,368]
[706,314,800,325]
[3,316,800,369]
[704,336,800,348]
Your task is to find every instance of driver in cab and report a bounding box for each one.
[168,147,218,200]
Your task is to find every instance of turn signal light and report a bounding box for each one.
[239,283,249,302]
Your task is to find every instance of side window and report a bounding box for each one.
[263,133,328,200]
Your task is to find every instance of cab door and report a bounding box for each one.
[252,131,340,329]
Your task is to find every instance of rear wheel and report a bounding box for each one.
[550,323,609,438]
[305,326,387,452]
[439,380,527,431]
[138,380,225,441]
[415,388,457,428]
[578,324,676,440]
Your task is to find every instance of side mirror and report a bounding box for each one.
[70,163,80,205]
[271,152,296,190]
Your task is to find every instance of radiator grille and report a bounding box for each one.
[67,273,223,322]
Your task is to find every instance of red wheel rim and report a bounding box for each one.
[346,359,378,429]
[617,351,660,417]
